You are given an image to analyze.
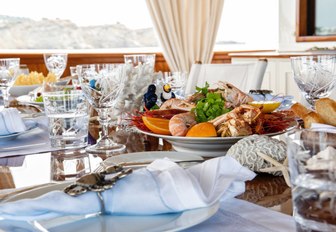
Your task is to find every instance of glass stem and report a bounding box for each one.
[1,88,10,108]
[97,108,111,143]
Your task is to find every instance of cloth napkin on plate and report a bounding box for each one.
[0,156,256,221]
[0,108,26,135]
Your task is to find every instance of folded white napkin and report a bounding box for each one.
[311,123,336,132]
[0,108,26,135]
[0,156,256,221]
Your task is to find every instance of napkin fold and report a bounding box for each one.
[0,108,26,135]
[0,156,256,221]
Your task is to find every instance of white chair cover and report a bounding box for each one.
[185,59,268,95]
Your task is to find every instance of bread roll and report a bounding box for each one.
[290,102,311,119]
[315,98,336,127]
[303,112,325,129]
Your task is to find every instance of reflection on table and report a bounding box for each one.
[0,122,292,216]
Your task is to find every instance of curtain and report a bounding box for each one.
[146,0,224,72]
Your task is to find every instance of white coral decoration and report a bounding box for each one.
[227,135,287,175]
[113,63,160,118]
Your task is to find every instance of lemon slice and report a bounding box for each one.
[249,101,281,113]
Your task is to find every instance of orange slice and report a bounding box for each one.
[249,101,281,113]
[186,122,217,137]
[142,116,171,135]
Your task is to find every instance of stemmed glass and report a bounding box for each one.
[0,58,20,108]
[76,64,126,155]
[290,55,336,108]
[43,53,68,80]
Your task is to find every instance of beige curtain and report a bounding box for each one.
[146,0,224,72]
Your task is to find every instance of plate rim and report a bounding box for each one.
[16,95,44,106]
[102,151,204,167]
[137,127,291,141]
[0,121,38,140]
[2,182,219,232]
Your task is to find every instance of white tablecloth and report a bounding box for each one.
[186,198,295,232]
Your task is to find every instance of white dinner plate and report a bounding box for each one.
[138,129,293,157]
[16,95,44,106]
[2,182,219,232]
[0,121,38,142]
[102,151,204,168]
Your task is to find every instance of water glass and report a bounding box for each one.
[290,55,336,108]
[124,54,155,71]
[287,128,336,231]
[42,81,89,149]
[162,72,188,99]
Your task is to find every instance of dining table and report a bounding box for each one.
[0,102,296,232]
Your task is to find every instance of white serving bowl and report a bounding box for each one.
[9,85,41,97]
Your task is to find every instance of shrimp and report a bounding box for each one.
[160,98,195,111]
[215,81,253,108]
[210,104,261,127]
[169,112,197,136]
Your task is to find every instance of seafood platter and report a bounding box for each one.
[132,81,296,156]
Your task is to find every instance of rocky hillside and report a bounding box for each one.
[0,15,158,49]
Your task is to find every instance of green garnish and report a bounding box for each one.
[35,96,43,102]
[193,83,230,122]
[195,82,210,95]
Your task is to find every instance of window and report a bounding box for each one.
[1,0,279,51]
[215,0,279,51]
[296,0,336,42]
[0,0,159,51]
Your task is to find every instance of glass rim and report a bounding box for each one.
[43,53,68,56]
[123,54,156,57]
[76,63,125,68]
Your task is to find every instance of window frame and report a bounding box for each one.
[296,0,336,42]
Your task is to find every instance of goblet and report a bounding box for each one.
[0,58,20,108]
[76,64,126,155]
[290,55,336,108]
[43,53,68,80]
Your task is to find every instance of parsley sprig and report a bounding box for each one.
[193,82,230,122]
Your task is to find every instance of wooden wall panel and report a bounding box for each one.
[0,52,231,77]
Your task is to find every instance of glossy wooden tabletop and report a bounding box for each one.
[0,104,292,215]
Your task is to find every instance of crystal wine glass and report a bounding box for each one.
[0,58,20,108]
[76,64,126,155]
[290,55,336,108]
[43,53,68,80]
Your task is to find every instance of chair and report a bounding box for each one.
[184,59,268,95]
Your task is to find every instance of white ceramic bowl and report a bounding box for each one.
[9,85,41,97]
